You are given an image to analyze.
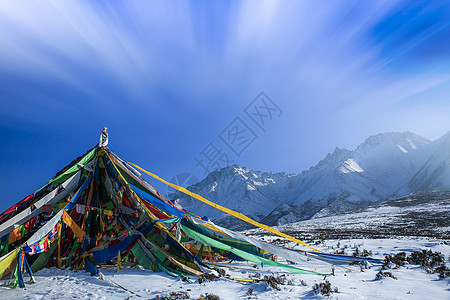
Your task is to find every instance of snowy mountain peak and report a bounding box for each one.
[355,132,430,156]
[308,147,351,173]
[203,164,248,181]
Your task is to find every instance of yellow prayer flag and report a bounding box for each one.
[0,248,19,279]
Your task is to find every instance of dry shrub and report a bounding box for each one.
[382,250,449,279]
[198,272,217,284]
[383,252,406,269]
[407,250,449,278]
[312,280,339,296]
[264,274,286,291]
[212,267,226,277]
[203,293,220,300]
[375,271,397,280]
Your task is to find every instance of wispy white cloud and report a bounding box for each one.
[0,1,200,105]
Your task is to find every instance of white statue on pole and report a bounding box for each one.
[98,127,109,148]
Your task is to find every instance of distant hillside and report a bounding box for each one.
[252,190,450,239]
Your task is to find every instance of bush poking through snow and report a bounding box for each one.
[249,272,261,279]
[246,288,257,299]
[312,280,339,296]
[383,252,406,269]
[300,279,308,286]
[198,273,217,284]
[406,250,449,278]
[434,265,450,279]
[375,271,397,280]
[382,250,449,279]
[350,260,369,272]
[156,292,190,300]
[333,248,345,255]
[264,274,287,291]
[212,267,226,277]
[407,250,443,269]
[352,247,373,257]
[201,293,220,300]
[170,291,190,299]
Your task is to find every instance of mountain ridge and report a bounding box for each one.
[169,131,450,229]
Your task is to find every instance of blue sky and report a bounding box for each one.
[1,0,449,211]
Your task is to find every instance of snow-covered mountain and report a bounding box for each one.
[170,166,297,228]
[409,132,450,192]
[275,132,432,222]
[169,131,450,228]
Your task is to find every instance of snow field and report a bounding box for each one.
[1,237,448,299]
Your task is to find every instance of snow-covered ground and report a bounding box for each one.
[1,237,449,299]
[1,190,448,299]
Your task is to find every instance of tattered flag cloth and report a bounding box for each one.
[84,257,98,276]
[0,194,34,226]
[15,249,34,288]
[38,148,96,190]
[181,224,326,275]
[61,210,86,242]
[8,218,36,245]
[23,222,58,255]
[130,183,185,218]
[308,252,383,264]
[0,248,19,280]
[0,171,82,241]
[25,208,63,247]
